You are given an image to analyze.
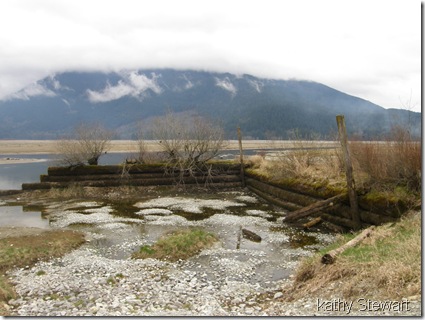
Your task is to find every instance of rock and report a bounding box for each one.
[273,292,283,299]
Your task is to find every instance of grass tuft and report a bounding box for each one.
[132,228,218,262]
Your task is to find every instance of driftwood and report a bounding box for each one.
[321,226,375,264]
[302,217,322,229]
[283,194,346,222]
[242,228,262,242]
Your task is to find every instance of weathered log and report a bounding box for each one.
[244,170,342,199]
[321,226,375,264]
[245,178,317,207]
[302,217,322,229]
[0,189,24,196]
[283,194,346,222]
[242,228,262,242]
[247,185,302,211]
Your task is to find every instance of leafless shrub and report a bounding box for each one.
[56,123,113,166]
[152,112,226,185]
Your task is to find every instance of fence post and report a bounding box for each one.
[237,127,246,187]
[336,115,361,230]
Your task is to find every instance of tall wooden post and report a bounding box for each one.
[336,115,361,229]
[237,127,245,187]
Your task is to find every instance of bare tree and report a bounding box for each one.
[56,123,113,166]
[152,112,226,184]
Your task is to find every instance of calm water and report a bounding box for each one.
[0,153,139,190]
[0,205,50,228]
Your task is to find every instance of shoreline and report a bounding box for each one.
[0,140,267,154]
[0,139,338,155]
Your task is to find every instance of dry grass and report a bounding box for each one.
[248,140,347,191]
[289,211,421,301]
[248,131,421,208]
[350,140,421,191]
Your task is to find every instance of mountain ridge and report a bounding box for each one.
[0,69,420,140]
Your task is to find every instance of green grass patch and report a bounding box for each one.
[132,228,218,262]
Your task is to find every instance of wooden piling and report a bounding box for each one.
[237,127,246,187]
[336,115,361,229]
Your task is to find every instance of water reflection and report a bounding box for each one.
[0,205,50,228]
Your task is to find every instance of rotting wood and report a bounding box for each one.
[283,194,346,222]
[302,217,322,229]
[242,228,262,242]
[321,226,375,264]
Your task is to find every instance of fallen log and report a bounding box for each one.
[242,228,262,242]
[283,194,346,222]
[321,226,375,264]
[302,217,322,229]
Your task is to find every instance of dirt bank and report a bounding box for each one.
[0,226,49,239]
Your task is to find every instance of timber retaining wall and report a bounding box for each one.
[244,171,401,230]
[22,163,243,190]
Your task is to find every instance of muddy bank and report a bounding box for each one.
[0,226,48,239]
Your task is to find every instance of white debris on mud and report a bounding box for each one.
[246,209,273,218]
[234,195,259,203]
[50,207,142,228]
[135,197,245,214]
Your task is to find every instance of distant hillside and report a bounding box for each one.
[0,69,420,139]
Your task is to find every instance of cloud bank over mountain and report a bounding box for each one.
[0,0,420,111]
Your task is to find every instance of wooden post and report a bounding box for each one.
[336,115,361,229]
[237,127,245,186]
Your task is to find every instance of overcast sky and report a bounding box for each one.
[0,0,421,112]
